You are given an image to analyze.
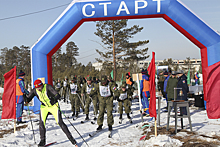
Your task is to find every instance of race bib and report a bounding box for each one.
[56,83,61,89]
[119,92,127,100]
[70,83,77,94]
[63,81,67,87]
[99,85,111,97]
[87,85,92,94]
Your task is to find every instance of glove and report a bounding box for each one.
[50,99,57,106]
[23,94,29,103]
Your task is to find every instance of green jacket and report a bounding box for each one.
[166,76,178,100]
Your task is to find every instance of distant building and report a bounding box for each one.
[92,58,202,72]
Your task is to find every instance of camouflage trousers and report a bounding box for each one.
[97,96,114,126]
[85,95,98,115]
[118,98,131,114]
[69,94,80,112]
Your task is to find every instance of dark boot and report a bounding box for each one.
[38,139,45,147]
[68,136,77,146]
[97,124,103,131]
[85,114,89,120]
[108,125,112,131]
[119,114,122,119]
[72,112,75,117]
[75,111,79,117]
[127,113,131,119]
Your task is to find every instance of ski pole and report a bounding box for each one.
[27,104,36,144]
[76,93,85,108]
[55,103,89,147]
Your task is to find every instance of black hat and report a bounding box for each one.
[19,70,25,76]
[141,69,148,75]
[164,71,168,75]
[72,77,76,81]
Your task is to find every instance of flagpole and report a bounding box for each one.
[154,117,157,137]
[14,119,16,133]
[137,74,143,122]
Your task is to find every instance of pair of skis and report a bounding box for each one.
[89,128,112,138]
[119,118,133,124]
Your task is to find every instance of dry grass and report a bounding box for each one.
[141,124,220,147]
[0,125,28,138]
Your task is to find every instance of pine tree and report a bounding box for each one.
[66,41,79,67]
[94,20,149,81]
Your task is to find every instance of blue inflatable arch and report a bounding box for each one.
[31,0,220,113]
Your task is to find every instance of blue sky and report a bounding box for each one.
[0,0,220,65]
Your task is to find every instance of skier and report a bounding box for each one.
[89,75,119,137]
[16,70,29,124]
[81,76,98,121]
[125,72,135,111]
[55,78,62,95]
[62,76,69,102]
[69,77,80,118]
[117,83,132,124]
[24,79,78,147]
[77,75,85,113]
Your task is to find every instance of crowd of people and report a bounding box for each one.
[157,69,189,113]
[14,68,193,147]
[16,69,137,147]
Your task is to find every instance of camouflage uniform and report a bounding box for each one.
[82,76,98,120]
[69,77,80,117]
[55,79,62,95]
[90,75,119,131]
[77,76,85,112]
[62,76,69,102]
[118,83,131,117]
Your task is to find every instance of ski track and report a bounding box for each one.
[1,98,220,146]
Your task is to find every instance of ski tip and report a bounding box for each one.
[44,141,57,147]
[139,135,146,141]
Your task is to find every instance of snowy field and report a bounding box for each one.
[1,98,220,147]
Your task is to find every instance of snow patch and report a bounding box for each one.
[144,134,183,147]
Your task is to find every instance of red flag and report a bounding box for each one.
[204,61,220,119]
[147,52,156,119]
[1,66,16,119]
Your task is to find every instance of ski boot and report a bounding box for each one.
[38,139,45,147]
[97,124,103,131]
[85,114,89,121]
[119,114,123,124]
[127,113,132,123]
[108,125,112,138]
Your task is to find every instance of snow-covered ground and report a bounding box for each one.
[0,97,220,147]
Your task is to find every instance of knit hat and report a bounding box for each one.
[141,69,148,75]
[164,71,168,75]
[34,79,43,88]
[19,70,25,76]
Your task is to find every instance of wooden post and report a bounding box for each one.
[155,117,157,137]
[14,119,16,133]
[136,74,144,122]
